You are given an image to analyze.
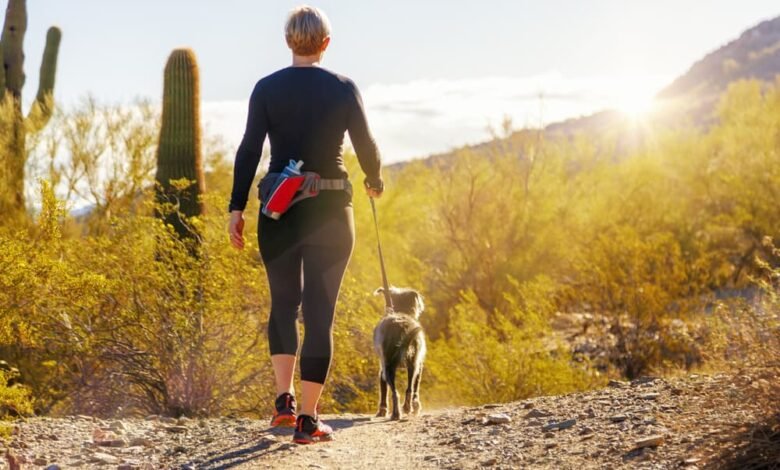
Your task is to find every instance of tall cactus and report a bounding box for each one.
[0,0,61,217]
[155,48,205,241]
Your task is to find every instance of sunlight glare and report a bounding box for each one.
[614,84,657,119]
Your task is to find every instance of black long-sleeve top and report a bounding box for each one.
[228,66,382,212]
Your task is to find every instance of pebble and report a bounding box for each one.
[91,452,119,465]
[542,419,576,432]
[609,415,628,423]
[165,425,189,433]
[634,435,665,449]
[485,413,512,425]
[525,409,552,419]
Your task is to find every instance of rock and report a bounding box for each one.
[608,380,628,388]
[165,425,189,433]
[609,415,628,423]
[128,437,152,447]
[683,457,701,466]
[91,452,119,465]
[482,404,501,409]
[632,376,658,386]
[481,458,497,466]
[109,421,127,432]
[33,457,47,466]
[485,413,511,425]
[640,393,660,400]
[525,409,552,419]
[634,435,665,449]
[235,426,249,432]
[542,419,576,432]
[93,429,126,447]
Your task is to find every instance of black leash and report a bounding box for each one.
[369,197,394,312]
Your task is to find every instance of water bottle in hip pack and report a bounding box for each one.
[260,159,352,220]
[261,160,305,220]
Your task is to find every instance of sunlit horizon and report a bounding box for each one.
[24,1,780,163]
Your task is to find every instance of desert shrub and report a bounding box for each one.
[427,280,600,405]
[3,79,780,417]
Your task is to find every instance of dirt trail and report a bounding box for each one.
[2,369,775,469]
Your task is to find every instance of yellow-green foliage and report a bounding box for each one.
[1,79,780,416]
[0,369,33,417]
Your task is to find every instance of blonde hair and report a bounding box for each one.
[285,5,331,56]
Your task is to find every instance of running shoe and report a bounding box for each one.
[293,414,334,444]
[270,392,297,428]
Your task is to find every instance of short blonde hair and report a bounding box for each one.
[285,5,331,56]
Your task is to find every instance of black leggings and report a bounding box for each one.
[258,192,354,384]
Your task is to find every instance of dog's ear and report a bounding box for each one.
[373,287,385,296]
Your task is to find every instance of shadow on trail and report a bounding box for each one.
[192,415,384,470]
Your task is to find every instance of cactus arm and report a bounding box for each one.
[0,38,5,98]
[26,26,61,131]
[1,0,28,98]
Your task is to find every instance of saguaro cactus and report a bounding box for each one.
[0,0,61,217]
[155,48,205,240]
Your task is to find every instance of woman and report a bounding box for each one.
[227,5,383,444]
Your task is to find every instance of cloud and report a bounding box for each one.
[201,72,671,164]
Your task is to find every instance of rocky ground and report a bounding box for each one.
[1,369,776,469]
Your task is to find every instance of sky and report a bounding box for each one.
[23,1,780,162]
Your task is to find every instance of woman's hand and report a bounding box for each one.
[364,177,384,199]
[229,210,246,249]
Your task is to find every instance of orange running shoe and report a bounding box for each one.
[270,392,296,428]
[293,414,333,444]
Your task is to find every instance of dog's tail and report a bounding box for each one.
[385,325,423,373]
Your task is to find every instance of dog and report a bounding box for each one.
[372,287,427,420]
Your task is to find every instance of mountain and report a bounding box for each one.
[549,14,780,136]
[659,15,780,103]
[392,14,780,168]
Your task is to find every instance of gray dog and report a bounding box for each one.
[373,287,427,420]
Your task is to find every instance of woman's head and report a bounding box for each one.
[285,5,331,57]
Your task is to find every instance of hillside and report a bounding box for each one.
[3,369,776,469]
[396,13,780,168]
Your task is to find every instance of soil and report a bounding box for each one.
[2,369,775,469]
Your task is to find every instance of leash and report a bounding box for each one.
[369,197,394,313]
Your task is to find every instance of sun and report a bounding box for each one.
[613,84,657,119]
[618,93,655,118]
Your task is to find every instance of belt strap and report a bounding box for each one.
[317,178,349,190]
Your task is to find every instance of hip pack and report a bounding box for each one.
[259,160,352,220]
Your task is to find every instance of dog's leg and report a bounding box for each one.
[387,366,401,420]
[412,363,423,415]
[403,360,414,415]
[376,369,388,418]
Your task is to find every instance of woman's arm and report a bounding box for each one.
[229,83,268,212]
[346,80,383,192]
